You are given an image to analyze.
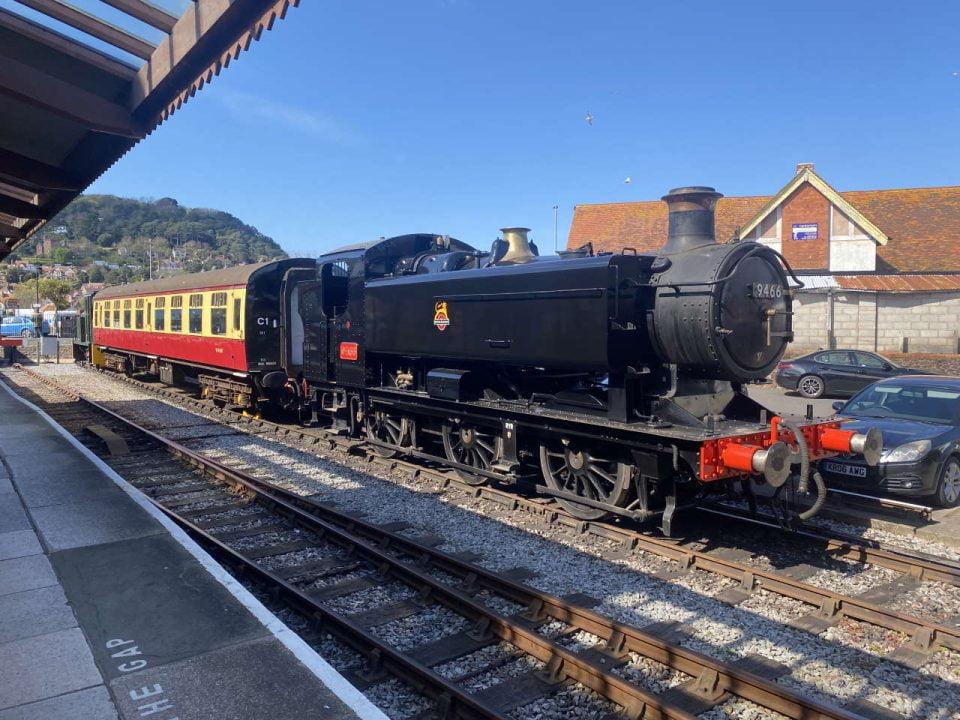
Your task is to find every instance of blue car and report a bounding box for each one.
[1,316,39,337]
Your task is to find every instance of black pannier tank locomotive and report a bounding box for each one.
[79,186,881,532]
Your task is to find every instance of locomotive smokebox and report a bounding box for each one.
[660,186,723,254]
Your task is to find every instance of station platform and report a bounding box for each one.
[0,381,387,720]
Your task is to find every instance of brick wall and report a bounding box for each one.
[780,184,830,270]
[790,291,960,354]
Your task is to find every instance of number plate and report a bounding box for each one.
[750,282,783,299]
[821,461,867,478]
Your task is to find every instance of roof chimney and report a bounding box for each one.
[795,162,815,174]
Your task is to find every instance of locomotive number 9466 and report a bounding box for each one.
[750,282,784,299]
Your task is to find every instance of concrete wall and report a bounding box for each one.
[791,290,960,354]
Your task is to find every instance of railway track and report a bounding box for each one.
[2,364,883,720]
[80,367,960,649]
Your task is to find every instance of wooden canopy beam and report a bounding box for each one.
[0,57,143,138]
[98,0,177,33]
[0,194,44,220]
[0,222,25,240]
[0,8,137,80]
[0,148,83,192]
[13,0,156,59]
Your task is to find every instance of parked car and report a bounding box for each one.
[0,316,50,338]
[822,376,960,506]
[775,350,929,399]
[1,315,37,338]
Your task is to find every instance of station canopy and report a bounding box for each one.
[0,0,299,262]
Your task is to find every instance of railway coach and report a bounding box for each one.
[80,259,315,408]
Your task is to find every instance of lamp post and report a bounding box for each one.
[552,205,559,253]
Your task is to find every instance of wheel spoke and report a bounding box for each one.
[583,473,606,499]
[475,445,492,467]
[586,464,615,485]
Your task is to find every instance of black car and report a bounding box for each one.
[820,376,960,507]
[775,349,928,399]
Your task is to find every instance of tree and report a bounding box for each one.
[89,266,105,283]
[13,278,74,309]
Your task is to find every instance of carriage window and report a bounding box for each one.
[211,309,227,335]
[188,294,203,333]
[210,292,227,335]
[170,309,182,332]
[123,310,131,328]
[233,298,241,331]
[154,309,165,331]
[113,309,120,328]
[135,310,143,329]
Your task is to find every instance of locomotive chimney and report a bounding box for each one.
[660,186,723,254]
[498,227,536,264]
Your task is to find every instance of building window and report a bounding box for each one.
[754,207,782,250]
[829,204,875,272]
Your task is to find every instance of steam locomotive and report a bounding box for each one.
[76,187,881,532]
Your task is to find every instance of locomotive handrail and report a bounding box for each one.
[651,244,806,291]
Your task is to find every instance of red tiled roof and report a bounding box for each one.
[569,186,960,273]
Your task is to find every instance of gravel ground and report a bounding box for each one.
[10,364,960,719]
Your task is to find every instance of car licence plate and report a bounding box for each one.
[821,461,867,478]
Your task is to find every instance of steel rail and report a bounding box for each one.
[698,505,960,586]
[6,366,868,720]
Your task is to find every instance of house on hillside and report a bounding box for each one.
[569,164,960,354]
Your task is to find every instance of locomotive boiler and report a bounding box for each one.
[78,186,881,533]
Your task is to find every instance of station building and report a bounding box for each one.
[568,164,960,354]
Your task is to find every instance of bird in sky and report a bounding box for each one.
[585,111,593,125]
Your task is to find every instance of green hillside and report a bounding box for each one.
[16,195,287,281]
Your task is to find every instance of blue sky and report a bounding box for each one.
[77,0,960,256]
